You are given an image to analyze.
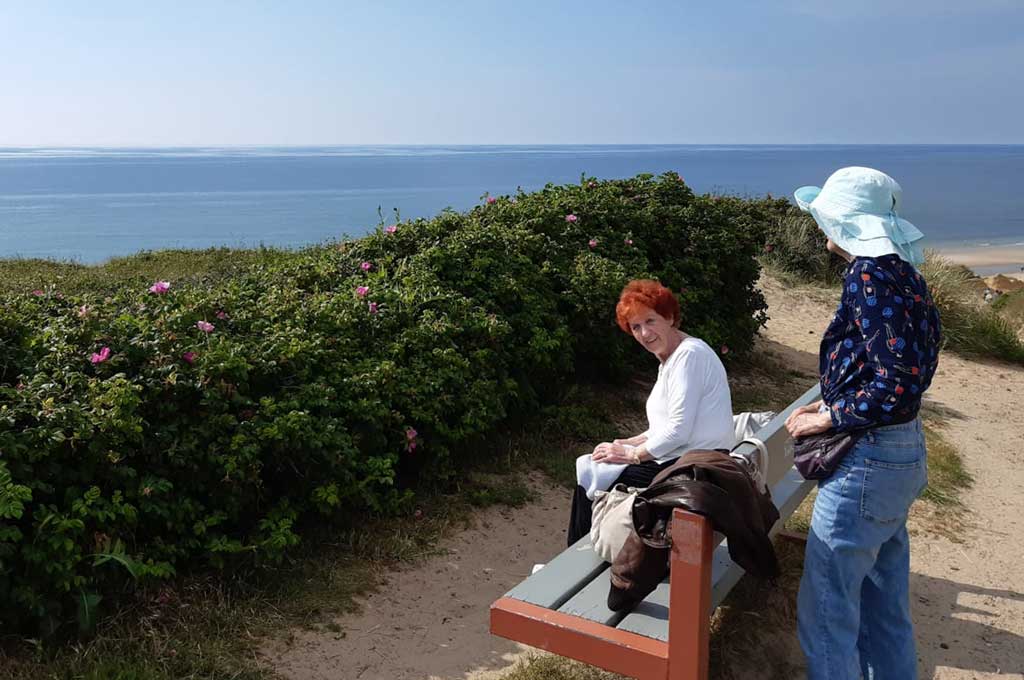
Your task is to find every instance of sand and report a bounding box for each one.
[937,246,1024,270]
[260,473,572,680]
[260,276,1024,680]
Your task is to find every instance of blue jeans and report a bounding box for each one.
[798,419,928,680]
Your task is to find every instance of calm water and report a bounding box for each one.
[2,145,1023,263]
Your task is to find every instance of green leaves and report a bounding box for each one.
[0,172,771,636]
[0,461,32,520]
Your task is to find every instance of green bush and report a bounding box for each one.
[0,173,768,635]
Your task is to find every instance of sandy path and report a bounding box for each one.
[261,473,571,680]
[262,277,1024,680]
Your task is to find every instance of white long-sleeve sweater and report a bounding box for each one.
[641,336,734,459]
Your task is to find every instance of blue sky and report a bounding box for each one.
[2,1,1022,145]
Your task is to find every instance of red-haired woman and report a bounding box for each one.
[567,279,735,545]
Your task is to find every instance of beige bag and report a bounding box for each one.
[590,484,639,563]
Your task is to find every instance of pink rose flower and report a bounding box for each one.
[368,302,379,314]
[405,426,418,453]
[385,225,398,234]
[587,181,597,188]
[624,238,633,246]
[182,351,197,364]
[360,261,372,272]
[31,290,44,296]
[149,281,171,294]
[77,305,90,318]
[486,196,497,204]
[216,310,229,320]
[565,214,578,223]
[720,345,730,355]
[588,239,598,249]
[90,347,111,364]
[196,320,215,333]
[356,286,369,298]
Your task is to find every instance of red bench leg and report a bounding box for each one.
[667,509,712,680]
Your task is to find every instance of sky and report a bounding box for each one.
[1,1,1023,146]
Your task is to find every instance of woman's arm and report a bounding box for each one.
[613,433,648,447]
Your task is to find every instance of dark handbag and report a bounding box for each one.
[792,429,863,480]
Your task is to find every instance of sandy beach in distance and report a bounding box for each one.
[935,244,1024,277]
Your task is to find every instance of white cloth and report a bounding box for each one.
[575,336,734,500]
[576,451,630,501]
[733,411,775,444]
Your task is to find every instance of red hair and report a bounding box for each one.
[615,279,680,333]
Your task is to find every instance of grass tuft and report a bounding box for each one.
[496,654,623,680]
[920,422,973,508]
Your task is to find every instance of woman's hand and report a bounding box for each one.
[591,442,639,465]
[785,411,832,438]
[785,400,823,432]
[613,434,648,447]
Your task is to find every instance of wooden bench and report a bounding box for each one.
[490,384,820,680]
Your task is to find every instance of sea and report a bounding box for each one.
[1,145,1023,264]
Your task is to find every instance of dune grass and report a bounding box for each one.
[914,253,1024,364]
[0,246,303,297]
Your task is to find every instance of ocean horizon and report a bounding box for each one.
[3,144,1023,264]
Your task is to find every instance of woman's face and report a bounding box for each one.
[625,306,678,359]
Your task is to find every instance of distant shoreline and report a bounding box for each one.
[934,245,1024,277]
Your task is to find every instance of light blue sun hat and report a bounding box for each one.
[794,166,925,265]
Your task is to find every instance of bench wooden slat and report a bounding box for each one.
[613,541,736,641]
[556,568,627,627]
[504,536,608,609]
[772,467,815,521]
[733,384,821,486]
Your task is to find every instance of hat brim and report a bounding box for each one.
[808,204,926,265]
[794,186,820,212]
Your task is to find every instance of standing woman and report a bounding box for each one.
[785,167,941,680]
[567,279,735,546]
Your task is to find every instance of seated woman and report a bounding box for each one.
[567,279,735,545]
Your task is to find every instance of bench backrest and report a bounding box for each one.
[736,384,820,488]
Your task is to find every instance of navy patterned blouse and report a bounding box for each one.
[820,254,942,432]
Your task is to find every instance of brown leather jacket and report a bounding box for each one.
[608,450,780,611]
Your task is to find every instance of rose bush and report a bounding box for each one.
[0,173,770,634]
